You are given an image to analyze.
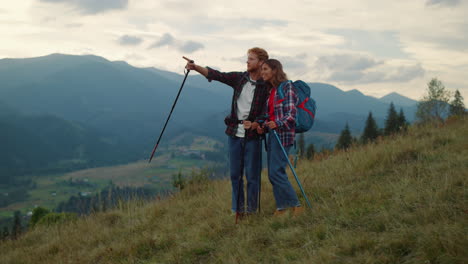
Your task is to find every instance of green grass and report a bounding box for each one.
[1,117,467,263]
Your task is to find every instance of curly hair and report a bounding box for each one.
[248,47,269,62]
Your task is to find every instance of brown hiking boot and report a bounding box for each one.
[273,209,288,217]
[292,206,305,217]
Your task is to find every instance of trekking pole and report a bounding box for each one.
[272,129,312,208]
[148,56,194,163]
[258,161,261,213]
[258,130,268,213]
[235,139,246,224]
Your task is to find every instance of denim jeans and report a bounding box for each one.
[229,136,262,213]
[267,133,300,210]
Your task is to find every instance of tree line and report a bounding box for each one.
[55,185,158,215]
[0,185,159,241]
[295,77,465,157]
[294,102,408,160]
[334,102,408,150]
[334,77,465,151]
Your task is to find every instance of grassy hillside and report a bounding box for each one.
[1,117,467,263]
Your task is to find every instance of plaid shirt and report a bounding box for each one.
[206,67,269,139]
[265,81,298,147]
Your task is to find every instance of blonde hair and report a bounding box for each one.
[248,47,269,62]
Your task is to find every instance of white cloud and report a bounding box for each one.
[118,35,142,46]
[149,33,175,49]
[38,0,129,14]
[326,29,409,59]
[316,54,383,73]
[313,54,425,85]
[426,0,462,6]
[65,23,82,28]
[179,41,204,53]
[275,54,308,70]
[0,0,467,103]
[148,33,204,53]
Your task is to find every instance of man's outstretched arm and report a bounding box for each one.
[185,57,208,77]
[184,56,243,88]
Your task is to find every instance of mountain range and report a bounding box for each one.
[0,54,418,179]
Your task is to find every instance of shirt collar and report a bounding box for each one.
[247,76,257,85]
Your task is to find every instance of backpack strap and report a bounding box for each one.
[276,80,292,99]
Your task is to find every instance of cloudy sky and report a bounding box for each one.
[1,0,467,102]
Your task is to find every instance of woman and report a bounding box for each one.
[255,59,304,216]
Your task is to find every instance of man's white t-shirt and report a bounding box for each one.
[235,79,256,138]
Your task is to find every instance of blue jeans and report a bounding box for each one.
[229,136,262,213]
[267,133,300,210]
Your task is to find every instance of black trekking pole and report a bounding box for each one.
[148,56,194,163]
[235,139,246,224]
[272,129,312,208]
[257,122,268,213]
[258,160,261,213]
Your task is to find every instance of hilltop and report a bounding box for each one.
[1,117,466,263]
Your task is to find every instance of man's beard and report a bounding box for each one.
[247,65,260,73]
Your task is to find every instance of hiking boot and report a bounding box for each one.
[292,206,305,217]
[273,209,288,217]
[235,212,247,219]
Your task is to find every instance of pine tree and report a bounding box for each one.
[12,211,21,240]
[2,226,9,240]
[361,112,380,144]
[449,90,466,116]
[306,143,315,160]
[298,133,306,159]
[398,108,408,132]
[336,123,352,150]
[416,78,451,123]
[384,102,400,135]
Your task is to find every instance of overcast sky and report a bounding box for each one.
[1,0,467,102]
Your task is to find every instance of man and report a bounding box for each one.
[185,47,269,214]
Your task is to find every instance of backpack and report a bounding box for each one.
[277,80,317,133]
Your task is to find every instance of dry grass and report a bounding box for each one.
[1,117,467,264]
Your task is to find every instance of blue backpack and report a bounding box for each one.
[277,80,317,133]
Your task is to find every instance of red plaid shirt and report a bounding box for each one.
[206,67,269,139]
[265,81,298,147]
